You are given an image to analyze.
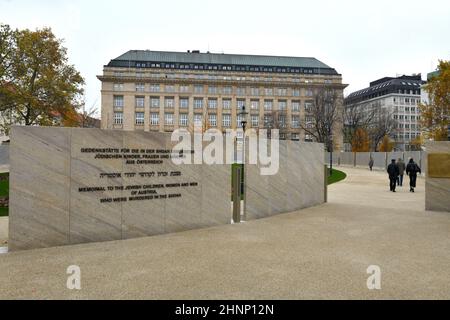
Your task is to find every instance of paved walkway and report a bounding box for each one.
[0,168,449,300]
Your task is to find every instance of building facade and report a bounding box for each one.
[345,75,426,151]
[98,50,346,146]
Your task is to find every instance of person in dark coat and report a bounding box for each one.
[397,158,406,187]
[387,159,400,192]
[406,158,421,193]
[369,158,374,171]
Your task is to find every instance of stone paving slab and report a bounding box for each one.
[0,167,449,300]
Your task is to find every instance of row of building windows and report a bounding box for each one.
[393,133,422,141]
[397,123,420,129]
[113,112,303,129]
[393,115,421,121]
[113,83,315,97]
[113,95,313,112]
[131,62,321,75]
[393,97,421,105]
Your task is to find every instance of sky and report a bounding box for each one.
[1,0,449,117]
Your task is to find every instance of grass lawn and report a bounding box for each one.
[0,172,9,217]
[328,169,347,185]
[0,207,8,217]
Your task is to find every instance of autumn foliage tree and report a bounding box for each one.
[419,60,450,141]
[379,135,395,152]
[352,128,370,152]
[0,24,84,135]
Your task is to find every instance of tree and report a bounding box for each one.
[379,135,395,152]
[368,109,397,151]
[0,25,84,132]
[343,103,376,151]
[263,109,289,139]
[300,85,343,152]
[352,128,370,152]
[419,60,450,141]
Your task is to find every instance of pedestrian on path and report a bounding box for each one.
[369,158,374,171]
[387,159,400,192]
[406,158,421,193]
[397,158,406,187]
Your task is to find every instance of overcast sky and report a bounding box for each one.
[1,0,449,115]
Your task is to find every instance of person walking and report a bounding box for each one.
[406,158,421,193]
[397,158,406,187]
[369,158,374,171]
[387,159,400,192]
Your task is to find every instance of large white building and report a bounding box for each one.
[345,74,426,151]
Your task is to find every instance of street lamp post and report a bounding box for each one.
[329,135,334,176]
[239,105,248,204]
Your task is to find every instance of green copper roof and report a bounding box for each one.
[109,50,334,70]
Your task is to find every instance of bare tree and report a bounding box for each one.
[79,103,100,128]
[343,104,376,150]
[300,86,343,152]
[263,109,289,139]
[368,109,398,151]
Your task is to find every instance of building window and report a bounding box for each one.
[305,134,313,142]
[179,114,188,127]
[292,101,300,112]
[135,96,145,108]
[264,100,273,111]
[278,100,287,111]
[292,133,300,141]
[305,102,313,113]
[279,115,287,128]
[306,89,314,97]
[208,86,218,94]
[113,83,124,91]
[223,99,232,110]
[237,114,244,127]
[292,116,300,128]
[165,113,174,126]
[250,100,260,111]
[194,98,204,109]
[293,89,301,97]
[237,99,246,110]
[150,113,159,126]
[223,115,231,127]
[251,115,259,128]
[150,97,160,108]
[180,85,190,93]
[180,98,189,109]
[209,114,217,127]
[114,112,123,125]
[136,83,145,92]
[165,97,175,109]
[194,114,203,127]
[150,84,160,93]
[208,99,218,109]
[194,85,204,94]
[165,85,175,93]
[277,88,288,96]
[264,115,273,127]
[223,86,233,95]
[237,87,246,96]
[113,95,124,108]
[265,88,273,96]
[135,112,145,126]
[251,87,260,96]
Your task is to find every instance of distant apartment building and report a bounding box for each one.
[345,74,426,151]
[98,50,346,146]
